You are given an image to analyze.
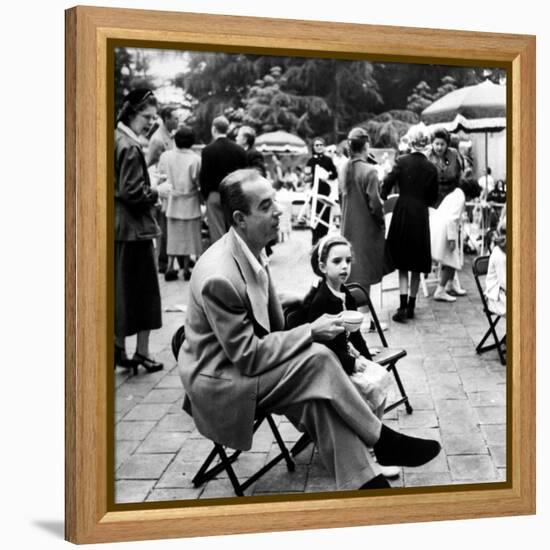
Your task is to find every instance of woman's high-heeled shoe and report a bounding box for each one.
[115,345,138,375]
[132,352,164,373]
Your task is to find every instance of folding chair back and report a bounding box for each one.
[472,255,506,365]
[171,325,296,497]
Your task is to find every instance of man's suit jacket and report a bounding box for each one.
[180,229,313,450]
[199,137,247,198]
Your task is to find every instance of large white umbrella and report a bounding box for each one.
[422,80,506,175]
[255,131,308,155]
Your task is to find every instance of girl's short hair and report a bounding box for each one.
[310,234,352,277]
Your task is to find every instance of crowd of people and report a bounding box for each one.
[114,88,507,491]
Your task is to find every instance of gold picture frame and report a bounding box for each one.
[65,5,535,544]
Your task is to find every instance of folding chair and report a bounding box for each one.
[171,326,296,497]
[345,283,413,415]
[472,255,506,365]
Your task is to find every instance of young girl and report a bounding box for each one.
[304,234,392,419]
[485,221,506,317]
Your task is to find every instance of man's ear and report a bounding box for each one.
[233,210,246,228]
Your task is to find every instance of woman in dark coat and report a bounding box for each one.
[381,128,439,322]
[115,88,166,374]
[425,128,463,207]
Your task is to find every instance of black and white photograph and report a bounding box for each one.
[113,45,508,504]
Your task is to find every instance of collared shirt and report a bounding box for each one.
[230,227,270,304]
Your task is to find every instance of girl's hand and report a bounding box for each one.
[448,239,456,252]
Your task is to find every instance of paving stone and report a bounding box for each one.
[404,472,452,488]
[115,480,156,503]
[461,374,505,392]
[115,396,141,415]
[155,375,184,389]
[141,389,184,404]
[168,402,185,414]
[423,358,456,373]
[435,400,479,433]
[449,346,481,358]
[123,403,173,421]
[475,406,506,425]
[200,478,255,499]
[429,373,467,399]
[115,440,141,470]
[448,455,497,482]
[118,382,157,398]
[466,391,506,407]
[117,453,174,479]
[146,488,204,502]
[480,424,507,446]
[403,450,448,474]
[488,445,507,468]
[304,477,337,493]
[406,393,435,411]
[175,437,218,461]
[453,357,487,369]
[136,431,189,453]
[253,463,308,494]
[116,421,156,441]
[156,412,195,432]
[441,431,488,455]
[156,466,202,489]
[277,422,303,442]
[398,409,438,429]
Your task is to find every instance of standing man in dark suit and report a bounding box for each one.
[199,116,247,243]
[236,125,267,177]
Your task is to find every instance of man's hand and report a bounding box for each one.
[310,313,345,341]
[448,239,456,252]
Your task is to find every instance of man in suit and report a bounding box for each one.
[199,116,247,243]
[179,169,441,490]
[236,125,267,177]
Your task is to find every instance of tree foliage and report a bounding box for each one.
[115,47,505,146]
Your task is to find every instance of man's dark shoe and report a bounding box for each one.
[374,424,441,467]
[359,474,391,490]
[406,307,415,319]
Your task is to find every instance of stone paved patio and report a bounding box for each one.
[115,228,507,503]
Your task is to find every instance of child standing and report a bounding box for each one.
[304,234,392,419]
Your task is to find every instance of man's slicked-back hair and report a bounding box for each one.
[219,169,262,226]
[212,115,230,134]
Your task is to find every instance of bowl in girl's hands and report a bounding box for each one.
[341,311,363,332]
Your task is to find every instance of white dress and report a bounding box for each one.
[430,187,466,270]
[485,245,506,316]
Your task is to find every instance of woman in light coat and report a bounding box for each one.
[430,182,466,302]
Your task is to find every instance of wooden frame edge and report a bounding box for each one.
[65,5,536,544]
